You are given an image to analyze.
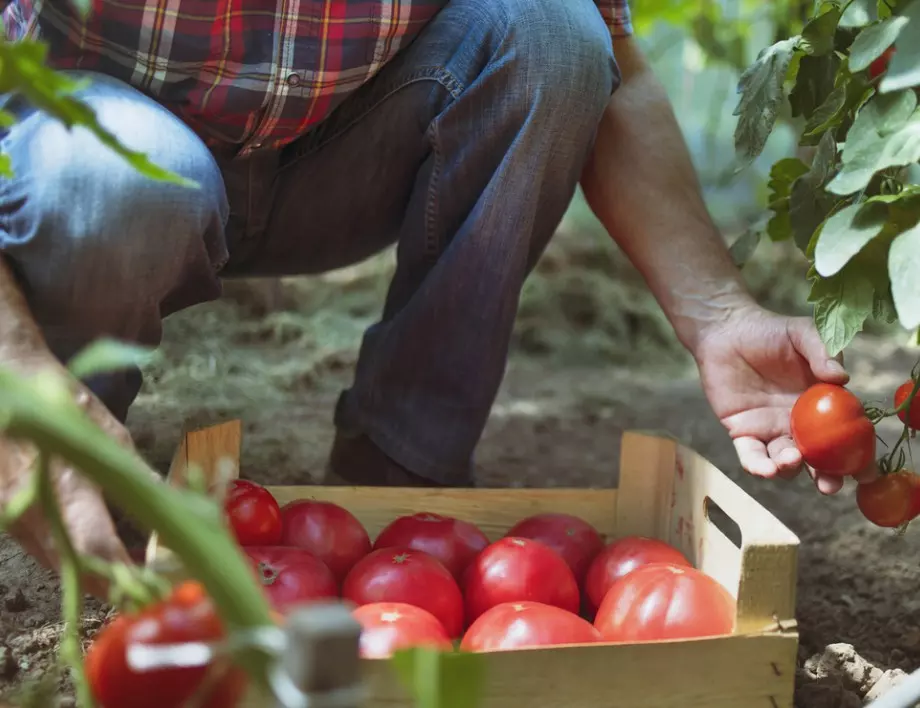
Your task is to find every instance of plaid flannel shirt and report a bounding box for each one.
[3,0,632,155]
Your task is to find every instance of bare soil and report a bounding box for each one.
[0,218,918,707]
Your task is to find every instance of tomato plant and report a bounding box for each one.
[855,471,918,527]
[584,536,691,617]
[244,546,338,614]
[460,601,600,653]
[225,479,283,547]
[894,381,920,430]
[461,537,579,624]
[352,602,453,659]
[790,384,876,477]
[342,547,465,638]
[280,500,372,584]
[505,513,604,584]
[594,563,736,642]
[373,512,489,580]
[868,45,896,80]
[85,582,247,708]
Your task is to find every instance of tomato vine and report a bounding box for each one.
[732,0,920,356]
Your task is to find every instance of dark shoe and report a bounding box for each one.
[323,431,449,487]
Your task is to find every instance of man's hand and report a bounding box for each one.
[1,354,135,597]
[693,305,877,494]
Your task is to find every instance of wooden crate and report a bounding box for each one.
[152,421,800,708]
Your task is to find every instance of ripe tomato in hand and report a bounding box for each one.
[856,471,917,528]
[280,500,371,585]
[244,546,338,614]
[790,383,876,478]
[460,601,600,653]
[352,602,453,659]
[594,563,735,642]
[85,582,246,708]
[462,537,579,624]
[225,479,282,547]
[584,536,691,617]
[505,513,604,584]
[869,45,896,80]
[373,512,489,580]
[342,548,465,638]
[894,381,920,430]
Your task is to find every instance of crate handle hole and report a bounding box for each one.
[704,496,742,549]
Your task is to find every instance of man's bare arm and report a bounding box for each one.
[580,35,756,354]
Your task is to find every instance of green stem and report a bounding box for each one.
[0,367,273,685]
[35,451,93,708]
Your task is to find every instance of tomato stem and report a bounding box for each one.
[35,451,95,708]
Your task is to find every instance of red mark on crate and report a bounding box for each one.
[676,459,685,479]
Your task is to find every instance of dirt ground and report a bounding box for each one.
[0,214,918,707]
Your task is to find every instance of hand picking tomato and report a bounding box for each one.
[460,601,600,653]
[244,546,338,614]
[868,45,896,80]
[462,537,579,624]
[856,472,918,528]
[342,547,465,638]
[373,512,489,580]
[225,479,283,547]
[594,563,735,642]
[280,500,372,584]
[352,602,453,659]
[505,513,604,584]
[85,582,246,708]
[584,536,691,617]
[790,383,876,478]
[894,381,920,430]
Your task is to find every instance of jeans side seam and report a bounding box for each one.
[424,117,443,258]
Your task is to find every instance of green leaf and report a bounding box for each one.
[840,0,879,27]
[729,227,763,267]
[67,339,155,380]
[803,84,848,136]
[801,5,844,56]
[0,153,11,178]
[873,288,900,323]
[843,89,918,157]
[848,16,910,71]
[390,648,487,708]
[765,157,810,241]
[889,221,920,329]
[878,0,920,92]
[733,37,801,165]
[814,201,888,276]
[790,53,843,119]
[809,265,876,354]
[789,131,839,251]
[828,109,920,194]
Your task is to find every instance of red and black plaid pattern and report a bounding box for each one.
[4,0,633,154]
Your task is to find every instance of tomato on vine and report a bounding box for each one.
[856,472,917,528]
[790,384,876,478]
[894,381,920,431]
[868,45,896,80]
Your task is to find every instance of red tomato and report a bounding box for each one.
[225,479,282,547]
[244,546,338,614]
[373,512,489,580]
[869,45,896,80]
[504,513,604,583]
[856,472,916,528]
[85,582,246,708]
[280,500,372,585]
[352,602,453,659]
[461,537,579,624]
[594,563,735,642]
[460,601,600,653]
[894,381,920,430]
[342,548,465,638]
[584,536,691,617]
[790,383,876,477]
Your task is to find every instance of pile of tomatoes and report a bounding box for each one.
[791,381,920,529]
[224,483,737,657]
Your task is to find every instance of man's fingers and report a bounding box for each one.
[722,408,792,441]
[766,436,803,479]
[854,463,881,485]
[807,467,845,495]
[787,318,850,384]
[733,437,779,478]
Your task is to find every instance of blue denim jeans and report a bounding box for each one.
[0,0,619,484]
